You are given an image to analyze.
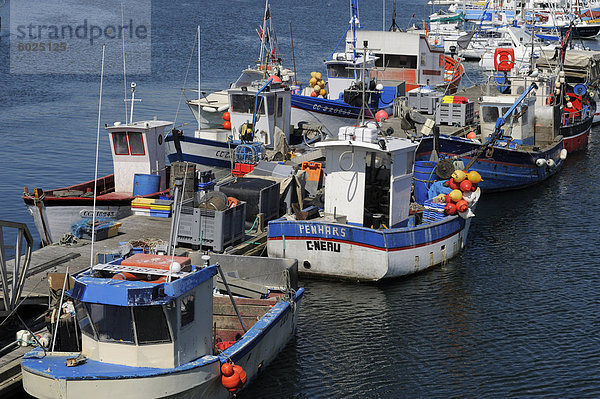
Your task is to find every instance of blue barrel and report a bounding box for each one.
[132,174,161,196]
[413,161,437,205]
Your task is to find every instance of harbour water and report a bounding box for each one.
[1,0,600,397]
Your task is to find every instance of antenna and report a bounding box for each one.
[121,4,128,124]
[389,0,400,31]
[197,25,201,131]
[90,45,106,268]
[125,82,141,124]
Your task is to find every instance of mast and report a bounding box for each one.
[197,25,201,132]
[259,0,269,66]
[350,0,360,59]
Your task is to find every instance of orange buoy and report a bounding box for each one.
[459,179,472,192]
[270,75,282,83]
[466,131,477,139]
[232,364,247,388]
[310,91,318,97]
[222,121,232,130]
[456,199,469,213]
[444,202,457,215]
[222,112,231,121]
[221,363,240,392]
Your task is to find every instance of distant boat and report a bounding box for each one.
[21,253,304,399]
[268,125,480,281]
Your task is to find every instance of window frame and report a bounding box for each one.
[111,131,146,156]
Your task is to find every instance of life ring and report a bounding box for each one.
[494,48,515,72]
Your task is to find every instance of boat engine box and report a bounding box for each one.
[407,87,444,114]
[177,199,246,252]
[216,177,280,223]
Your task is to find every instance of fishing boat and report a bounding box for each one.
[417,63,568,191]
[165,74,293,168]
[290,0,464,137]
[267,125,480,281]
[21,253,304,399]
[22,99,172,245]
[186,0,295,130]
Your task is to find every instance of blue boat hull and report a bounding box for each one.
[416,135,565,192]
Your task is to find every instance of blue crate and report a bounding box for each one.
[422,199,446,222]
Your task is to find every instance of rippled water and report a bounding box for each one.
[2,1,600,398]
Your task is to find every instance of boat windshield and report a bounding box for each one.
[75,300,172,345]
[327,63,355,79]
[231,94,265,115]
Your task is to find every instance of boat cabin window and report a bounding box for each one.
[277,97,283,117]
[85,303,135,344]
[328,63,354,79]
[481,105,499,123]
[180,294,194,327]
[231,94,265,115]
[75,300,96,339]
[111,131,146,156]
[267,95,274,115]
[374,54,418,69]
[133,306,172,344]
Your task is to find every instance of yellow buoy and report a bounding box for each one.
[451,170,467,183]
[449,189,463,202]
[320,89,327,96]
[315,72,322,80]
[467,171,483,183]
[318,80,326,88]
[309,77,317,86]
[310,72,317,78]
[313,85,321,92]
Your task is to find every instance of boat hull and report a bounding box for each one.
[267,218,471,281]
[164,134,235,169]
[290,95,373,137]
[560,114,593,152]
[21,290,304,399]
[416,136,565,192]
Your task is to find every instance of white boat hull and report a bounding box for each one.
[25,203,131,244]
[267,217,473,281]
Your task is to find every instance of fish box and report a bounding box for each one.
[177,199,246,252]
[435,101,475,127]
[408,88,444,114]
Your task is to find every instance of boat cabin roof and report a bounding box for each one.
[107,120,173,131]
[68,262,217,307]
[316,136,416,154]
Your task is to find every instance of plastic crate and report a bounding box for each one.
[217,177,280,223]
[422,199,446,223]
[407,88,444,114]
[177,200,246,252]
[435,102,474,126]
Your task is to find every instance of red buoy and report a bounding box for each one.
[310,91,318,97]
[375,109,389,122]
[444,202,457,215]
[221,363,240,392]
[233,364,247,388]
[447,178,459,190]
[221,363,234,377]
[222,121,232,130]
[459,179,473,192]
[456,199,469,213]
[445,193,452,203]
[222,112,231,121]
[270,75,282,83]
